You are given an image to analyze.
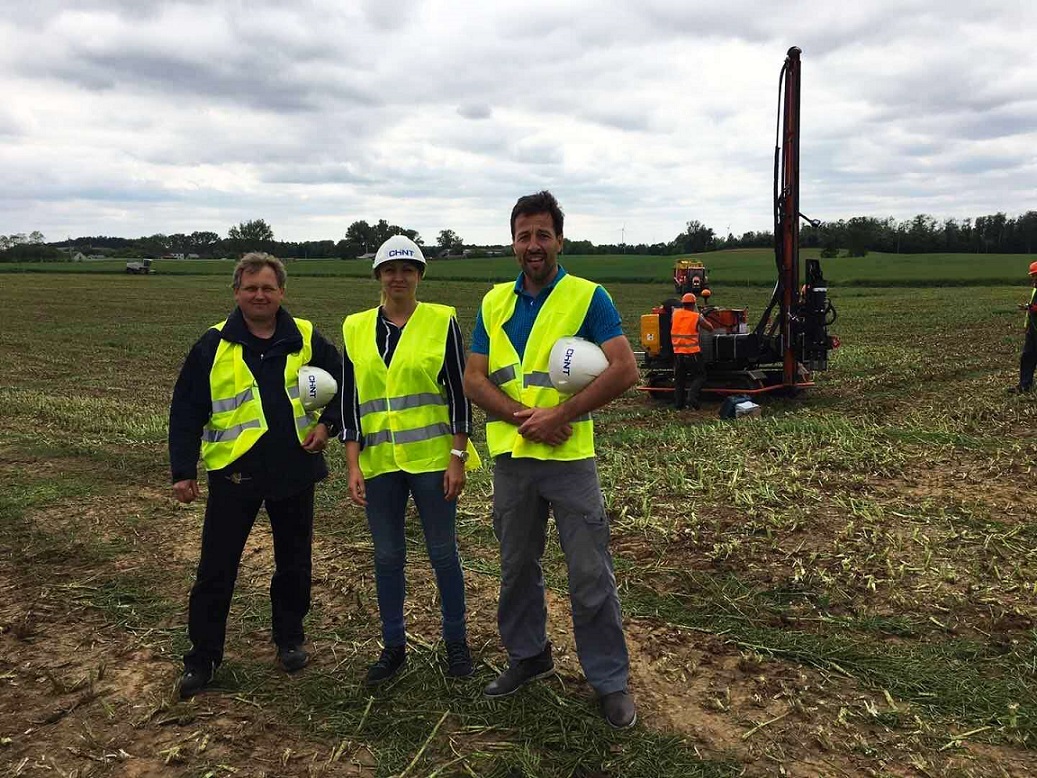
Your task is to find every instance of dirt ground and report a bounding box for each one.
[3,473,1037,778]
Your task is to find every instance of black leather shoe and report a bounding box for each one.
[366,645,406,685]
[483,643,554,698]
[1008,384,1033,394]
[445,639,473,678]
[178,663,214,699]
[278,645,309,673]
[600,690,637,729]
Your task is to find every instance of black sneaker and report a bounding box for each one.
[600,690,637,729]
[366,645,406,685]
[445,639,474,678]
[278,645,309,674]
[178,663,214,699]
[483,643,554,698]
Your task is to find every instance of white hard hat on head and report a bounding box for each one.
[298,366,338,411]
[549,337,609,394]
[373,235,426,277]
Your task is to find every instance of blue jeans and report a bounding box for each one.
[364,469,467,647]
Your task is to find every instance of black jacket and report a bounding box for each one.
[169,306,343,500]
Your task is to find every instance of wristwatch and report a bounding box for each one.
[450,448,470,463]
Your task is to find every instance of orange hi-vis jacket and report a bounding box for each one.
[671,308,702,354]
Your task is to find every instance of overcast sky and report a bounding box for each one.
[2,0,1034,247]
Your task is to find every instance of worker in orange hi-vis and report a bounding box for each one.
[1010,260,1037,394]
[670,293,715,410]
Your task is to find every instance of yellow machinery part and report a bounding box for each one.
[640,313,661,357]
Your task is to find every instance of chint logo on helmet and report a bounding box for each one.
[307,374,318,399]
[387,249,415,258]
[562,347,575,376]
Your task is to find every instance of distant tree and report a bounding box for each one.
[342,219,423,258]
[564,238,594,255]
[437,229,464,254]
[1018,211,1037,253]
[138,234,170,257]
[1,242,62,262]
[399,227,423,245]
[228,219,274,253]
[844,217,871,257]
[28,230,45,244]
[190,231,221,255]
[670,220,716,254]
[343,220,377,258]
[292,240,336,259]
[818,223,840,258]
[168,233,192,254]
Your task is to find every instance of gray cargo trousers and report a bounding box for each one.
[492,454,630,695]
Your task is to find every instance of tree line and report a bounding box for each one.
[585,211,1037,257]
[4,210,1036,263]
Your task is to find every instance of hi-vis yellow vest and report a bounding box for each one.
[201,318,318,472]
[1026,288,1036,329]
[343,303,480,479]
[484,274,598,460]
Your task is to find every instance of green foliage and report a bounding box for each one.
[436,228,464,253]
[227,218,275,253]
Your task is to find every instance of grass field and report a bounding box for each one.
[3,249,1032,286]
[1,260,1036,777]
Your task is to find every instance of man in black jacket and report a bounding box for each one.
[169,253,342,699]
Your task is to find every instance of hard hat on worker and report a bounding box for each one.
[1029,260,1037,275]
[298,366,338,411]
[372,235,427,277]
[548,337,609,394]
[681,293,696,304]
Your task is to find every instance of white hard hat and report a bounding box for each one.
[549,337,609,394]
[298,366,338,411]
[373,235,426,277]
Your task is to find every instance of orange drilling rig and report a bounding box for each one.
[640,47,838,399]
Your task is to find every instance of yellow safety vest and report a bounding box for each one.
[484,274,598,460]
[1026,288,1036,329]
[343,303,480,479]
[201,317,318,471]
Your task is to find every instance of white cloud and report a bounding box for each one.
[0,0,1034,245]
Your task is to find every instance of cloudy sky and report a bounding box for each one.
[2,0,1034,247]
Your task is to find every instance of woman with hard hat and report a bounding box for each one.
[339,235,480,684]
[1010,260,1037,394]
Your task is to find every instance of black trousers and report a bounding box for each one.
[1020,325,1037,390]
[674,353,706,409]
[184,478,314,671]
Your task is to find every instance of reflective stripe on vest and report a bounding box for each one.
[483,274,599,460]
[670,309,701,354]
[200,317,317,471]
[344,303,475,479]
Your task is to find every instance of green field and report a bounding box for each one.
[1,262,1036,777]
[3,248,1033,286]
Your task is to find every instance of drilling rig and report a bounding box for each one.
[640,47,838,399]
